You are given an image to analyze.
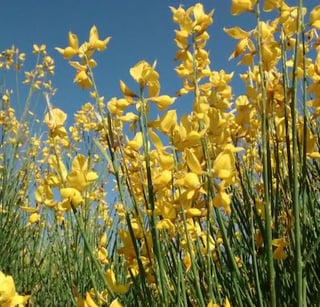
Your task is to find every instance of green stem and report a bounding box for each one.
[255,2,276,306]
[300,9,308,305]
[250,204,263,307]
[71,206,115,297]
[138,88,168,305]
[291,1,304,305]
[214,207,254,307]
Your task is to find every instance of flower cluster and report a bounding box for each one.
[23,44,55,92]
[0,46,25,70]
[56,25,111,89]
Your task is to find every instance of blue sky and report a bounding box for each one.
[0,0,311,122]
[0,1,251,118]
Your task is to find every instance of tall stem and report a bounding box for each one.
[291,1,304,305]
[138,88,168,304]
[255,2,276,306]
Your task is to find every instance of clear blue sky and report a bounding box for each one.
[0,0,310,121]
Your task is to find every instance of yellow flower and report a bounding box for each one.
[191,3,214,34]
[43,55,55,75]
[272,238,289,260]
[231,0,256,15]
[130,60,156,84]
[157,219,176,236]
[129,60,159,96]
[118,230,136,258]
[130,218,144,239]
[109,298,123,307]
[44,107,67,136]
[175,172,205,200]
[67,154,98,191]
[26,212,41,226]
[20,206,38,214]
[125,132,143,152]
[34,184,55,207]
[119,80,137,98]
[224,26,251,40]
[76,291,98,307]
[33,44,46,54]
[170,5,193,35]
[66,171,87,191]
[119,112,139,123]
[149,95,176,110]
[105,269,130,294]
[69,61,93,89]
[149,128,163,150]
[158,110,177,134]
[280,4,307,36]
[107,97,132,115]
[310,5,320,29]
[255,198,265,220]
[264,0,283,12]
[55,31,79,59]
[153,170,172,187]
[99,232,107,247]
[180,172,200,189]
[88,25,111,51]
[60,187,83,210]
[212,144,243,182]
[97,247,108,264]
[183,251,192,272]
[223,27,254,63]
[157,199,176,220]
[186,148,202,175]
[235,95,251,127]
[74,69,92,89]
[224,297,231,307]
[157,150,174,170]
[0,271,30,306]
[48,155,68,183]
[207,301,219,307]
[212,189,232,215]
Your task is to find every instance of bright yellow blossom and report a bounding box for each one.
[149,95,176,110]
[33,44,46,54]
[272,238,289,260]
[67,154,98,191]
[0,271,30,306]
[109,298,123,307]
[55,31,79,59]
[212,144,243,183]
[158,110,177,134]
[207,301,219,307]
[119,80,137,98]
[310,5,320,29]
[186,148,203,175]
[74,69,92,89]
[96,233,109,264]
[88,25,111,51]
[130,60,159,96]
[212,188,232,215]
[60,187,83,210]
[183,251,192,272]
[44,107,67,136]
[231,0,256,15]
[263,0,283,12]
[76,291,98,307]
[105,269,130,294]
[26,212,41,226]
